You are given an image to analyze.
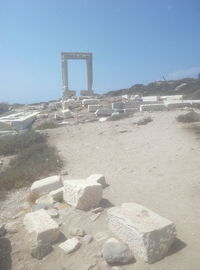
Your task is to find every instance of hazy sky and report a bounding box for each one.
[0,0,200,103]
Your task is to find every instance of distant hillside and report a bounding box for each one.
[104,78,200,99]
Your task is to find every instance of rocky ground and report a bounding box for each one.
[1,109,200,270]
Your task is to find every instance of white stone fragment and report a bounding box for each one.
[35,194,54,205]
[142,96,159,102]
[82,99,99,106]
[59,238,81,254]
[23,209,59,244]
[30,175,62,195]
[95,108,113,117]
[112,102,124,110]
[88,105,100,112]
[107,203,176,263]
[99,117,108,122]
[164,100,192,109]
[140,104,167,112]
[62,109,74,119]
[49,187,64,202]
[63,180,102,210]
[87,174,107,188]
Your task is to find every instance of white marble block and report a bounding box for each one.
[107,203,176,263]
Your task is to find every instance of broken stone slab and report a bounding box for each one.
[140,104,167,112]
[35,194,54,205]
[82,99,99,106]
[112,102,124,110]
[69,227,86,237]
[102,238,134,265]
[86,174,107,188]
[88,105,100,112]
[63,180,102,210]
[62,109,74,119]
[59,237,81,254]
[24,209,60,244]
[31,241,53,260]
[107,203,176,263]
[49,187,64,202]
[142,96,159,102]
[5,221,19,234]
[124,101,141,109]
[95,108,114,117]
[30,175,63,195]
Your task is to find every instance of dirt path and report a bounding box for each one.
[48,110,200,270]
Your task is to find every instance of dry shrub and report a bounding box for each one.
[176,111,200,123]
[35,120,59,130]
[0,130,63,193]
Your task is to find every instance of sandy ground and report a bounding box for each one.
[1,110,200,270]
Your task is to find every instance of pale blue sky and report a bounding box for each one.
[0,0,200,103]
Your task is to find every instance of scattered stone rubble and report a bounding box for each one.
[1,171,178,268]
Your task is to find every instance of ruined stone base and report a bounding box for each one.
[107,203,176,263]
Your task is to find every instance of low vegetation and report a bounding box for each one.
[176,111,200,123]
[0,102,9,114]
[0,130,46,155]
[0,130,62,192]
[35,120,59,130]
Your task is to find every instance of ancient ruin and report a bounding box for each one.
[61,52,94,98]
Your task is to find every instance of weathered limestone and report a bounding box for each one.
[140,104,167,112]
[124,101,141,109]
[23,209,60,244]
[63,179,102,210]
[88,104,100,112]
[165,100,192,109]
[59,237,81,254]
[35,194,54,205]
[49,187,64,202]
[0,112,39,130]
[82,99,99,106]
[31,241,53,260]
[62,109,73,119]
[87,174,107,188]
[160,95,183,101]
[142,96,159,102]
[30,175,62,195]
[95,108,114,117]
[112,102,124,110]
[107,203,176,263]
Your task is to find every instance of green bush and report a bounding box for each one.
[35,120,59,130]
[0,130,46,155]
